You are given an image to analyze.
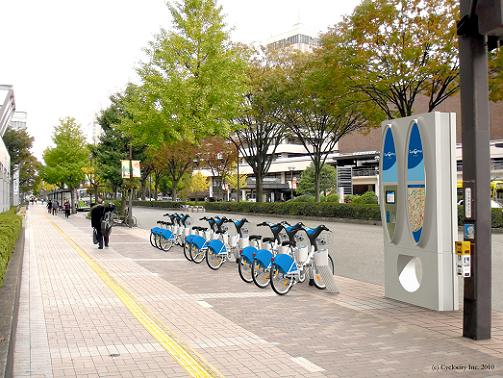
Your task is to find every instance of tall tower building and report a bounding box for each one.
[266,22,320,52]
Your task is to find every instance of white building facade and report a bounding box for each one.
[0,85,16,212]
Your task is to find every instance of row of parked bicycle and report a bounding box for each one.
[149,213,336,295]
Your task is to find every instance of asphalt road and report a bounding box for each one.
[133,206,503,311]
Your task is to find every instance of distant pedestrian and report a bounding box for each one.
[52,201,58,216]
[47,200,53,214]
[91,198,114,249]
[64,200,71,218]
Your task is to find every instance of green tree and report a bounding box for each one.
[42,117,88,212]
[19,155,42,197]
[92,94,129,196]
[489,48,503,102]
[3,128,40,201]
[183,172,209,198]
[231,51,285,202]
[352,191,378,204]
[226,173,247,192]
[92,91,151,200]
[2,128,33,167]
[82,159,103,203]
[155,141,196,201]
[327,0,459,118]
[135,0,247,146]
[198,136,236,200]
[275,51,371,202]
[297,163,337,197]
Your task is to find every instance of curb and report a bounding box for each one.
[134,205,503,231]
[0,222,25,378]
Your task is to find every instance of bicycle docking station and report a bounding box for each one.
[380,112,458,311]
[313,248,339,293]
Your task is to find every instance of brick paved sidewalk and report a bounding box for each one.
[12,205,503,377]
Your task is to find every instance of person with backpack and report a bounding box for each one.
[47,200,53,214]
[90,198,114,249]
[64,200,71,218]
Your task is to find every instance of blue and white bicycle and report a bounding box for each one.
[269,224,334,295]
[251,222,304,289]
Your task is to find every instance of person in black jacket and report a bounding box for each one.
[90,198,108,249]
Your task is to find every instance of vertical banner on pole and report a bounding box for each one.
[121,160,141,178]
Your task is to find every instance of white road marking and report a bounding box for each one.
[291,357,325,373]
[196,300,213,309]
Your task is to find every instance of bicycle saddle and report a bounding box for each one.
[215,230,226,234]
[262,237,274,243]
[281,240,294,246]
[249,235,262,241]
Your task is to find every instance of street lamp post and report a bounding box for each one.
[288,166,295,199]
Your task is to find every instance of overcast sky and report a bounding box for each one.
[0,0,360,160]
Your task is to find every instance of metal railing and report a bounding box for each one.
[351,167,378,177]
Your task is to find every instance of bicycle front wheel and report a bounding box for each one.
[191,247,206,264]
[149,232,157,248]
[312,254,335,290]
[251,261,270,288]
[206,251,225,270]
[160,237,173,252]
[270,265,294,295]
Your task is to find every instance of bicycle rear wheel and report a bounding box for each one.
[238,257,253,283]
[270,265,294,295]
[312,254,335,289]
[183,242,193,261]
[191,247,206,264]
[251,261,270,288]
[206,251,225,270]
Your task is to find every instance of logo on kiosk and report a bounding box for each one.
[406,122,426,244]
[381,126,398,242]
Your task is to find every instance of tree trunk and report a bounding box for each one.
[70,189,76,214]
[314,165,321,203]
[172,180,178,202]
[94,186,99,203]
[255,171,263,203]
[140,179,146,200]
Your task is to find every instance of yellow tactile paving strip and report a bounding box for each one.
[48,217,221,378]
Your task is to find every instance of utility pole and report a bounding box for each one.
[236,145,240,202]
[457,0,502,340]
[128,142,133,228]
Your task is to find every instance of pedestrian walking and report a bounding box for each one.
[90,198,114,249]
[64,200,71,218]
[47,200,52,214]
[52,201,58,216]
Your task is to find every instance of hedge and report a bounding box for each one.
[134,200,381,221]
[134,200,503,228]
[0,208,22,287]
[458,206,503,229]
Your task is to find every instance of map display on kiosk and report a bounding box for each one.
[406,122,426,244]
[381,126,398,242]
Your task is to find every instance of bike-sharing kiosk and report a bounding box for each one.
[380,112,459,311]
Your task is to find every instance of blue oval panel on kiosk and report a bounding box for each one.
[406,122,426,244]
[381,126,398,241]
